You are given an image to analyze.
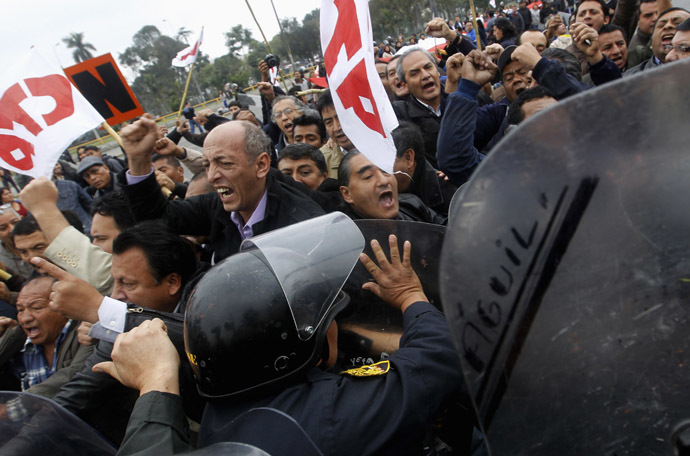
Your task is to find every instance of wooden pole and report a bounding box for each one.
[469,0,483,52]
[101,122,123,148]
[244,0,291,93]
[176,62,196,123]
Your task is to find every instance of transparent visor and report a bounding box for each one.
[241,212,365,341]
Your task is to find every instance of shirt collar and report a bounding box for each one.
[415,97,442,116]
[229,189,269,240]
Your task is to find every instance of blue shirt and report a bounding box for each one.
[15,320,74,390]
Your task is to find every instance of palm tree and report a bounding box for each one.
[176,27,192,44]
[62,32,97,63]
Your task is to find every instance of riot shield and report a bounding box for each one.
[0,391,116,455]
[338,220,445,368]
[440,59,690,455]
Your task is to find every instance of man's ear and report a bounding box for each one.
[255,152,271,179]
[340,186,353,204]
[404,149,415,168]
[165,273,182,296]
[604,15,610,24]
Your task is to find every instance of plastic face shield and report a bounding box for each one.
[241,212,365,341]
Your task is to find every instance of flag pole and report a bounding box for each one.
[244,0,291,93]
[101,122,123,148]
[469,0,483,52]
[176,62,196,122]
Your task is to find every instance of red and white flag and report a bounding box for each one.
[321,0,398,172]
[172,27,204,67]
[0,49,104,178]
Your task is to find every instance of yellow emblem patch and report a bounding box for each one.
[341,360,390,377]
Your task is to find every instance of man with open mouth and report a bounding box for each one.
[392,48,447,169]
[626,7,690,75]
[120,116,324,263]
[338,150,445,224]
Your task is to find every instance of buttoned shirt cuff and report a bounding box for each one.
[89,297,127,342]
[125,168,154,185]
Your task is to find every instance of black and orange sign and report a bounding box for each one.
[64,54,144,126]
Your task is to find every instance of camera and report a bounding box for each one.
[264,54,280,69]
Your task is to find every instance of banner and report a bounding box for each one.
[320,0,398,173]
[64,53,144,126]
[0,49,104,178]
[172,27,204,67]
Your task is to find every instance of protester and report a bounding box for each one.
[665,17,690,61]
[626,7,690,75]
[0,276,92,396]
[120,116,324,263]
[182,102,204,134]
[318,90,356,177]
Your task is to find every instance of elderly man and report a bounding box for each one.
[0,277,92,396]
[121,116,324,263]
[626,7,690,74]
[77,156,121,199]
[270,95,306,152]
[392,48,447,168]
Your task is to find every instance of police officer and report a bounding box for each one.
[94,214,465,456]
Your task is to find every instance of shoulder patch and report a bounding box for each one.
[341,360,390,377]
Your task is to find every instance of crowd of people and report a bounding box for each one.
[0,0,687,453]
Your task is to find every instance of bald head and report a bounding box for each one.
[204,120,272,162]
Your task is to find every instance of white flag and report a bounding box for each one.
[320,0,398,173]
[0,49,104,178]
[172,28,204,67]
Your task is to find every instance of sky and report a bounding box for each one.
[6,0,322,82]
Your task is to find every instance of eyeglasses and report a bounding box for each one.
[271,107,302,121]
[664,44,690,53]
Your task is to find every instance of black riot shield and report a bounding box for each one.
[0,391,116,455]
[338,220,445,368]
[440,59,690,455]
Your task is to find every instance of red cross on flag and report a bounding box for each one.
[172,28,204,67]
[321,0,399,173]
[0,49,104,178]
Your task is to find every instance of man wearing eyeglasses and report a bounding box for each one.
[626,8,690,75]
[269,95,306,153]
[665,17,690,61]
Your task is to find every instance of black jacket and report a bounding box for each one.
[340,193,446,225]
[115,302,467,456]
[121,171,325,263]
[392,92,448,169]
[405,158,458,217]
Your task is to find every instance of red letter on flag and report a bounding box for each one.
[336,60,385,137]
[323,0,362,73]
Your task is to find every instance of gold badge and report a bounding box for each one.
[341,360,390,377]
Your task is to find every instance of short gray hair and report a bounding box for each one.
[396,48,437,83]
[241,121,273,162]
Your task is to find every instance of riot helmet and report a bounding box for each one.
[184,213,364,399]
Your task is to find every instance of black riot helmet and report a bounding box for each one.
[184,213,364,399]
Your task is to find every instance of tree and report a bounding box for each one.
[176,27,193,44]
[225,25,254,56]
[62,32,97,63]
[119,26,190,113]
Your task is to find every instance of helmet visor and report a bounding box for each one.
[241,212,364,340]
